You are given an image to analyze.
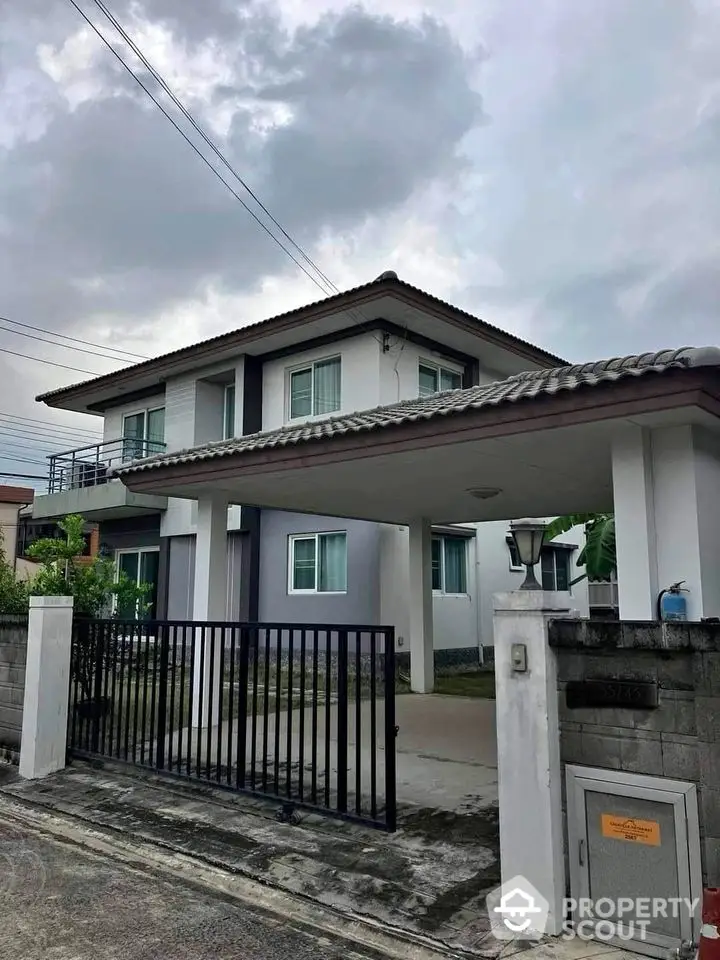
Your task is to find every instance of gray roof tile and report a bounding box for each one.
[113,346,720,476]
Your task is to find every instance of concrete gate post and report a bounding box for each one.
[19,596,74,780]
[492,590,576,936]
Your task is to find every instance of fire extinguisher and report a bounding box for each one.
[657,581,688,622]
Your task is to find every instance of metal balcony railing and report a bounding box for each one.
[47,438,166,494]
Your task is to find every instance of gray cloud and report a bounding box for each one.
[0,2,481,339]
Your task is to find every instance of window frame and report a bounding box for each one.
[431,534,469,596]
[287,531,348,595]
[286,354,342,422]
[418,359,464,398]
[223,383,236,440]
[121,404,166,461]
[540,546,572,592]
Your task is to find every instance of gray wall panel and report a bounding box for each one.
[258,511,381,625]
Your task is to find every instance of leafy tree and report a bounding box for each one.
[24,514,150,618]
[0,532,29,615]
[544,513,616,584]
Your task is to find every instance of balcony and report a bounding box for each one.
[32,439,169,521]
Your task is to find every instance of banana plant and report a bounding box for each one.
[544,513,616,584]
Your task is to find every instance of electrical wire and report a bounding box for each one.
[0,319,140,363]
[0,416,101,442]
[0,412,101,437]
[0,345,103,376]
[0,424,102,447]
[0,473,47,481]
[92,0,340,298]
[72,0,386,345]
[66,0,335,297]
[0,315,149,361]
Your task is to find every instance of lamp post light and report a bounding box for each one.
[510,519,547,590]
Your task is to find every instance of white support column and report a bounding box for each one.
[20,596,74,780]
[612,425,658,620]
[192,496,228,727]
[408,518,434,693]
[613,424,720,621]
[492,590,575,937]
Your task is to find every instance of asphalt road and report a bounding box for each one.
[0,815,390,960]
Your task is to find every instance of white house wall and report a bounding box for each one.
[261,334,380,431]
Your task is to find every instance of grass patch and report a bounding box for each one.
[397,669,496,699]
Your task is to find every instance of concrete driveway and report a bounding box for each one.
[395,694,497,812]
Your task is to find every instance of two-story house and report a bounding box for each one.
[31,271,587,660]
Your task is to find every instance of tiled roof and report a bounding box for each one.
[113,346,720,476]
[37,272,565,404]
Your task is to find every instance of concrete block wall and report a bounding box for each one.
[0,615,28,750]
[549,618,720,885]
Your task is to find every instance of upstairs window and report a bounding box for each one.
[122,407,165,462]
[289,356,341,419]
[223,384,236,440]
[431,535,468,594]
[419,361,462,397]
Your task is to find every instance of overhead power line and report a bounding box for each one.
[66,0,335,297]
[0,318,141,364]
[0,423,102,447]
[0,412,101,438]
[0,315,149,361]
[90,0,340,299]
[0,345,102,376]
[0,472,47,481]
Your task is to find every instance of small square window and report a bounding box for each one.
[289,357,341,420]
[289,532,347,593]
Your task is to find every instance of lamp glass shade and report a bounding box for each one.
[509,520,546,567]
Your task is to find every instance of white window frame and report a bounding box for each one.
[287,531,348,595]
[114,546,160,615]
[121,405,166,460]
[286,355,342,422]
[431,535,469,596]
[418,358,464,398]
[223,383,236,440]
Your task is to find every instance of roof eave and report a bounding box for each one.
[36,277,566,411]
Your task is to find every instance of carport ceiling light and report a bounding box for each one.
[466,487,502,500]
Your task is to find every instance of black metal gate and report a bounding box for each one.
[68,619,396,830]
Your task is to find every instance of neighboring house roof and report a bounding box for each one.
[37,272,566,410]
[113,346,720,477]
[0,485,35,505]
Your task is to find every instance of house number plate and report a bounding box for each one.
[565,679,659,710]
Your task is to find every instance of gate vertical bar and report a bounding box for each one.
[90,620,104,754]
[383,627,397,831]
[336,630,348,813]
[236,626,250,788]
[155,623,169,770]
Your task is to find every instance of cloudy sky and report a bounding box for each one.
[1,0,719,484]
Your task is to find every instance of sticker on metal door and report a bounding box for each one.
[601,814,661,845]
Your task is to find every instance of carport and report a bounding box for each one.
[115,347,720,692]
